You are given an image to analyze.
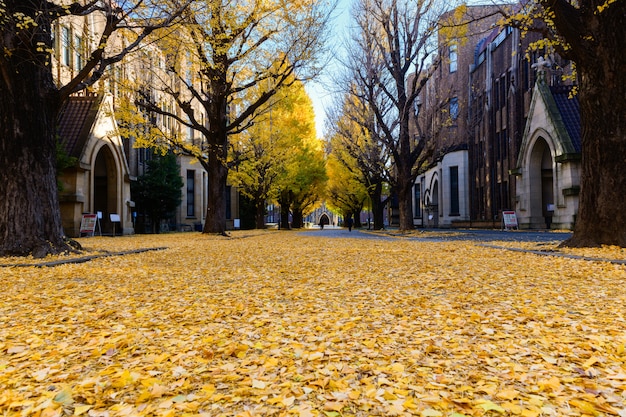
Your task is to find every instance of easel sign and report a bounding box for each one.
[502,210,518,230]
[80,214,98,237]
[110,213,120,236]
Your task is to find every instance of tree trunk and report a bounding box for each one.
[203,151,228,235]
[368,183,386,230]
[255,197,266,229]
[291,209,304,229]
[396,167,415,231]
[280,209,291,230]
[561,63,626,247]
[0,35,72,257]
[354,212,362,228]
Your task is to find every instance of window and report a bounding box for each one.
[414,185,421,218]
[74,35,83,70]
[449,43,458,73]
[61,26,71,67]
[450,97,459,121]
[187,170,195,217]
[450,166,459,215]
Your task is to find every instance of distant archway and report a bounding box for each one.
[93,145,119,234]
[529,137,554,227]
[319,213,330,226]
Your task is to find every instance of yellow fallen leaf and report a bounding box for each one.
[538,376,561,392]
[476,400,505,413]
[582,356,600,368]
[496,388,519,401]
[569,399,600,416]
[323,401,344,411]
[53,387,73,405]
[73,405,92,415]
[251,379,266,389]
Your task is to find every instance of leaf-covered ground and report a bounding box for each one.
[1,231,626,417]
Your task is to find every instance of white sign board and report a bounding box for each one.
[80,214,98,236]
[502,211,518,230]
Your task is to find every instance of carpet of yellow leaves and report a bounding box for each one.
[1,231,626,417]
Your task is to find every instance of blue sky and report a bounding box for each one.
[305,0,353,139]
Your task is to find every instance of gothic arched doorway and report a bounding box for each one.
[93,145,119,234]
[319,213,330,228]
[529,137,554,228]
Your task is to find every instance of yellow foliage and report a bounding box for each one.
[1,232,626,416]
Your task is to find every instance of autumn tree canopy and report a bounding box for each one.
[119,0,332,235]
[343,0,443,231]
[326,92,390,230]
[230,79,322,229]
[515,0,626,247]
[0,0,189,257]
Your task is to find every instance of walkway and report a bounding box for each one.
[302,227,626,265]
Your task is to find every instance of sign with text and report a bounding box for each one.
[80,214,98,236]
[502,211,518,230]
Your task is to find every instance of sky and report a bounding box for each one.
[304,0,353,139]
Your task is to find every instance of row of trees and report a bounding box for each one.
[324,0,626,248]
[0,0,331,256]
[117,0,331,235]
[0,0,624,256]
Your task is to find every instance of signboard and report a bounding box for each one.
[502,211,518,230]
[80,214,98,236]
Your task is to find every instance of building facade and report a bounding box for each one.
[53,10,239,236]
[413,5,580,229]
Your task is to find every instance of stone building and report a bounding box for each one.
[53,11,239,236]
[57,94,134,236]
[413,4,580,229]
[412,5,501,227]
[513,75,580,229]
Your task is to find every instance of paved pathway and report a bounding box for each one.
[302,227,626,265]
[303,227,571,243]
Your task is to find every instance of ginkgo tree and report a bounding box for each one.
[270,85,327,229]
[502,0,626,247]
[326,145,370,227]
[119,0,332,235]
[0,0,190,257]
[229,79,321,229]
[278,142,328,229]
[345,0,442,231]
[327,91,390,230]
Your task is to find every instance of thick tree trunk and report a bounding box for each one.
[0,33,72,257]
[561,64,626,247]
[368,183,386,230]
[280,209,291,230]
[203,151,228,235]
[396,168,415,231]
[291,209,304,229]
[354,211,362,228]
[255,197,266,229]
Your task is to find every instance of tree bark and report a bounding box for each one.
[561,64,626,247]
[0,27,72,257]
[368,183,386,230]
[202,88,230,235]
[395,161,416,231]
[203,154,228,235]
[291,209,304,229]
[555,0,626,247]
[255,197,266,229]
